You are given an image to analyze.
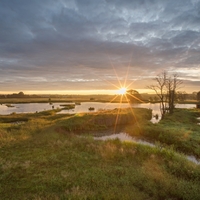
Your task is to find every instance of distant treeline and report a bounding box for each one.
[0,91,199,101]
[142,92,199,101]
[0,92,40,98]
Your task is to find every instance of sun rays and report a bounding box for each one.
[97,62,144,134]
[116,87,127,95]
[78,55,145,134]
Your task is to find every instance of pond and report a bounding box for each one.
[94,132,200,165]
[0,103,63,115]
[58,102,196,123]
[58,102,130,114]
[0,102,196,121]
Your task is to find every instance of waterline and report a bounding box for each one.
[94,132,200,165]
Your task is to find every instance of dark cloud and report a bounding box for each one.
[0,0,200,93]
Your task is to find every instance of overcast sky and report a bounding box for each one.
[0,0,200,94]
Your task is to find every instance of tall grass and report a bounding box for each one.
[57,107,152,133]
[126,108,200,158]
[0,108,200,199]
[1,133,200,199]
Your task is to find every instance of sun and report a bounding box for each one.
[117,87,127,95]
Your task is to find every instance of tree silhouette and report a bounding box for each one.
[147,72,168,119]
[197,91,200,101]
[148,72,182,119]
[126,89,142,103]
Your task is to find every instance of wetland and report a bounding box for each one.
[0,99,200,200]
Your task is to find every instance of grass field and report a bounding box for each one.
[0,107,200,199]
[125,108,200,159]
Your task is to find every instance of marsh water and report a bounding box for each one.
[94,132,200,165]
[1,102,199,164]
[0,102,196,122]
[0,102,63,115]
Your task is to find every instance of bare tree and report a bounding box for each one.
[166,74,183,114]
[148,72,183,119]
[176,91,187,102]
[197,91,200,101]
[147,72,168,119]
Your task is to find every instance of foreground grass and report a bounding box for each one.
[0,108,200,199]
[126,108,200,159]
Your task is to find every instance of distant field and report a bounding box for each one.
[0,95,130,104]
[0,94,198,104]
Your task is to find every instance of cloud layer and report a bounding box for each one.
[0,0,200,93]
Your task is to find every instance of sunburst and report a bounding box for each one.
[117,87,127,95]
[80,55,143,134]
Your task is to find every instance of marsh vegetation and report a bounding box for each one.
[0,105,200,199]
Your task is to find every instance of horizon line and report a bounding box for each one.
[0,89,154,95]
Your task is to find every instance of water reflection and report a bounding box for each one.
[131,103,161,123]
[0,103,63,115]
[94,132,155,147]
[58,102,130,114]
[197,117,200,125]
[94,132,200,165]
[131,103,196,123]
[0,102,196,118]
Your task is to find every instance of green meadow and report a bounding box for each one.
[0,107,200,199]
[125,108,200,159]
